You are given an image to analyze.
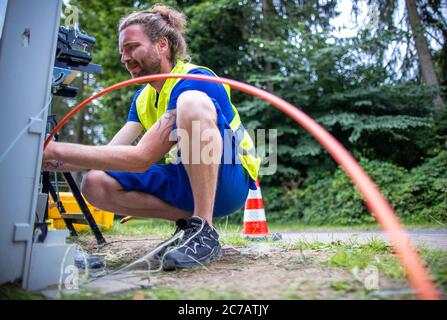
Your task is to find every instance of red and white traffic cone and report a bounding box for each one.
[243,178,269,239]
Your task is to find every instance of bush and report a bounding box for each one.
[393,150,447,223]
[262,151,447,225]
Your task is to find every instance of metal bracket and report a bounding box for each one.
[14,223,32,242]
[28,117,44,135]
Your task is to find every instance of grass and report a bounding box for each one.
[330,280,356,292]
[275,238,407,288]
[326,240,404,280]
[277,240,330,251]
[219,232,249,247]
[142,287,255,300]
[419,248,447,293]
[107,217,445,235]
[323,240,447,295]
[103,218,174,237]
[56,287,255,300]
[0,283,46,300]
[0,282,255,300]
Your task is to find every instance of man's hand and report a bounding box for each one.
[39,110,175,172]
[42,141,86,172]
[41,122,143,172]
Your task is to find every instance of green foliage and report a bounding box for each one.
[184,0,251,77]
[392,150,447,223]
[241,27,440,181]
[317,113,431,143]
[61,0,445,225]
[263,151,447,225]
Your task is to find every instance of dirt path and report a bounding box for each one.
[66,235,414,300]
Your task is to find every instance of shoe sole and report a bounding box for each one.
[162,246,223,271]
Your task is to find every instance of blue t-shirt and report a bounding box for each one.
[127,86,144,122]
[127,68,235,125]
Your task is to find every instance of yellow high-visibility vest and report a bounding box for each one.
[136,60,260,180]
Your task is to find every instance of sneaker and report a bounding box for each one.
[150,218,211,260]
[161,217,222,270]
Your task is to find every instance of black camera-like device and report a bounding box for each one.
[52,26,101,97]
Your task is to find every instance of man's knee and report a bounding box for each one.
[176,90,217,126]
[81,170,116,205]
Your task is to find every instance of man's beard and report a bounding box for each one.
[134,56,162,78]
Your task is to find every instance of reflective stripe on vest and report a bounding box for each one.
[135,60,260,180]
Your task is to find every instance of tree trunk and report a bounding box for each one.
[405,0,444,111]
[262,0,274,93]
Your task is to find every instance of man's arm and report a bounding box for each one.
[43,110,176,172]
[108,121,144,146]
[42,121,144,172]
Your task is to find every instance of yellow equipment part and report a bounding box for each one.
[47,192,114,232]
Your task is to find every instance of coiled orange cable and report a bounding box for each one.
[44,74,441,299]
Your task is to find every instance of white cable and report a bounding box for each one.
[84,232,183,286]
[83,221,215,286]
[111,230,185,275]
[0,95,52,164]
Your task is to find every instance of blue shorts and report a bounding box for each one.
[106,98,255,218]
[107,162,251,217]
